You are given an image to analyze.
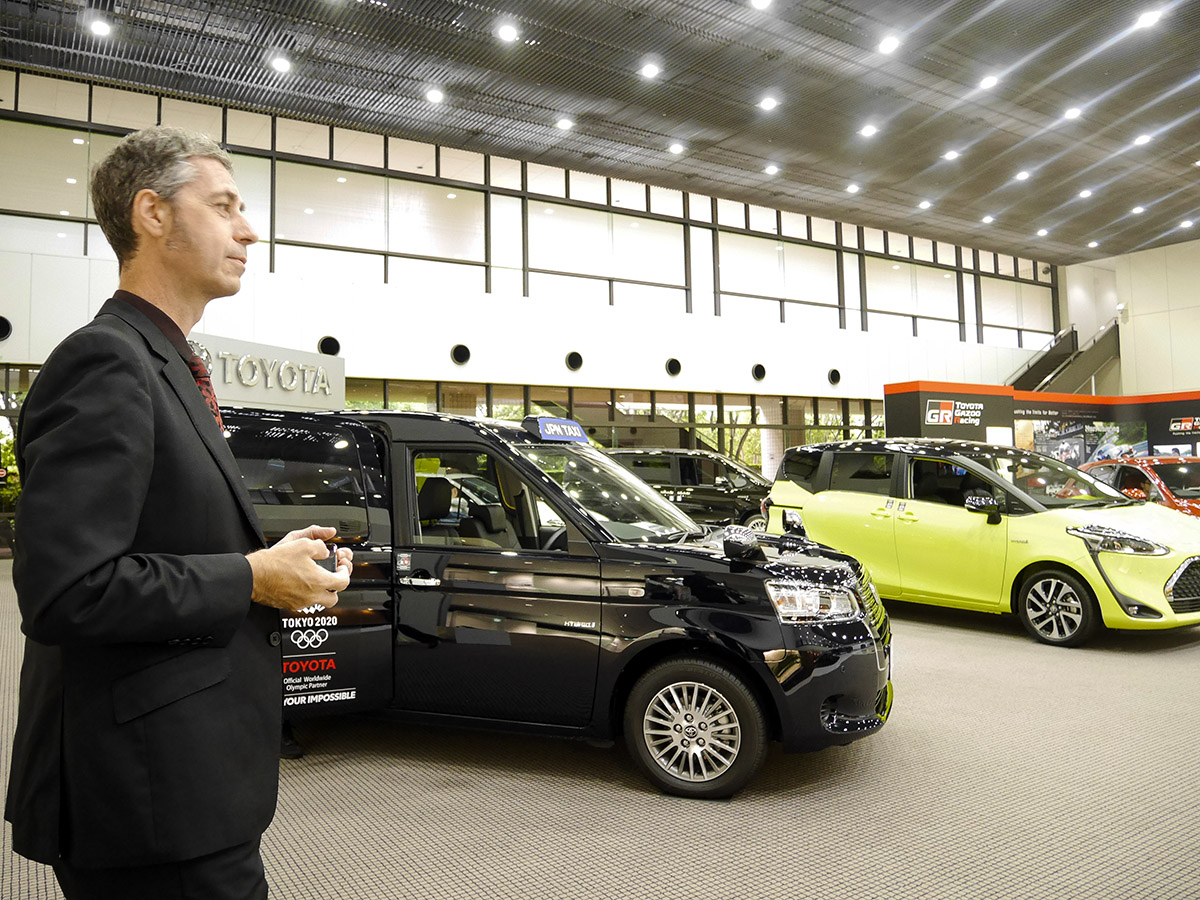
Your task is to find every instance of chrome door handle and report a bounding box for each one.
[397,576,441,587]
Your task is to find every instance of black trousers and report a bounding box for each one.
[53,837,268,900]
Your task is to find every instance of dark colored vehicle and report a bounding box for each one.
[224,410,892,798]
[607,448,771,531]
[1082,457,1200,518]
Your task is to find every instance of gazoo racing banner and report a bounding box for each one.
[925,399,984,427]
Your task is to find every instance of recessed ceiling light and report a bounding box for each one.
[497,23,519,42]
[1182,220,1195,229]
[425,88,444,103]
[1134,10,1163,28]
[90,20,112,37]
[918,200,932,209]
[1088,241,1099,248]
[544,208,554,214]
[66,177,77,184]
[944,273,952,278]
[1063,107,1082,120]
[1194,160,1200,167]
[1079,189,1093,198]
[750,0,772,9]
[668,142,684,154]
[640,62,660,79]
[943,150,960,161]
[981,215,994,224]
[336,176,347,183]
[72,138,85,145]
[891,264,900,270]
[447,193,457,200]
[1134,134,1152,145]
[846,183,860,194]
[979,75,999,90]
[556,117,574,130]
[1015,170,1030,181]
[59,210,69,216]
[304,208,314,215]
[1131,206,1145,214]
[56,232,66,238]
[270,56,291,74]
[859,124,878,137]
[764,164,779,175]
[878,35,901,54]
[1036,229,1048,236]
[759,96,779,111]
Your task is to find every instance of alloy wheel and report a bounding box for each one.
[1024,576,1084,641]
[642,681,741,783]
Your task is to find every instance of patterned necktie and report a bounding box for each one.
[186,353,224,431]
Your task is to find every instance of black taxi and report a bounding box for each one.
[224,409,892,798]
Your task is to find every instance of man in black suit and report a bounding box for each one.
[5,126,352,899]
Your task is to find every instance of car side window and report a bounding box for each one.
[829,452,893,496]
[910,457,1004,510]
[1117,466,1156,499]
[411,449,565,551]
[779,448,822,492]
[1088,464,1118,487]
[624,456,673,485]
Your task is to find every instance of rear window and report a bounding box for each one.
[829,452,893,496]
[779,448,822,491]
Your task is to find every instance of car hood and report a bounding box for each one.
[1048,502,1200,549]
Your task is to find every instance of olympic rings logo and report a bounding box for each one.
[291,628,329,650]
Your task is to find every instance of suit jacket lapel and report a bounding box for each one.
[97,298,267,547]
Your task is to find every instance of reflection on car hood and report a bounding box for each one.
[1050,502,1200,548]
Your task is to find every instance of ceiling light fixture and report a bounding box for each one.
[668,143,683,154]
[1015,170,1030,180]
[1131,206,1145,214]
[336,176,347,183]
[1134,10,1163,28]
[891,264,900,270]
[90,19,112,37]
[425,88,444,103]
[981,215,994,224]
[943,150,960,161]
[447,193,456,199]
[1063,107,1082,120]
[751,0,772,9]
[304,208,314,215]
[859,124,878,137]
[918,200,932,209]
[1134,134,1152,145]
[1182,220,1195,229]
[497,23,519,42]
[556,117,574,130]
[59,210,69,216]
[270,56,291,73]
[846,183,860,194]
[640,62,660,79]
[979,75,999,90]
[1036,229,1048,236]
[66,177,77,184]
[72,138,85,145]
[878,35,900,54]
[1088,241,1100,248]
[759,96,779,111]
[764,164,779,175]
[1079,189,1093,198]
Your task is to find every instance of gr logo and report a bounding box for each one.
[925,400,955,425]
[291,628,329,650]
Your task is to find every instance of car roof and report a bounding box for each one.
[1083,456,1200,467]
[783,437,1027,457]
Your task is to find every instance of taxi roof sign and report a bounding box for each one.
[522,416,589,442]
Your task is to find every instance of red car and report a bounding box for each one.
[1081,457,1200,517]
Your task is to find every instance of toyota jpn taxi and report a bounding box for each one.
[764,438,1200,647]
[223,410,892,798]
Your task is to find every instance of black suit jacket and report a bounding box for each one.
[5,296,281,867]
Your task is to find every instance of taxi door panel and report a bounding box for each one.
[393,548,602,726]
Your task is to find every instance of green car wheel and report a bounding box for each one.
[1017,569,1100,647]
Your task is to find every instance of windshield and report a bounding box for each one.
[1151,463,1200,498]
[964,449,1127,509]
[724,456,771,488]
[519,443,701,542]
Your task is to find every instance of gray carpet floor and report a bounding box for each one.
[3,558,1199,899]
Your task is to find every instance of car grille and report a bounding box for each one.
[1167,558,1200,614]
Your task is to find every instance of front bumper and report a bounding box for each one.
[1090,552,1200,630]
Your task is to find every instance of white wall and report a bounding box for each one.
[0,249,1038,400]
[1060,259,1118,346]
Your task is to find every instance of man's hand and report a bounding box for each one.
[246,525,353,611]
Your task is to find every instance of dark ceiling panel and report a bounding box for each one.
[0,0,1197,264]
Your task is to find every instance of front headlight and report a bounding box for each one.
[1067,525,1169,556]
[766,579,861,623]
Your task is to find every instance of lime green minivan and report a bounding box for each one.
[765,439,1200,646]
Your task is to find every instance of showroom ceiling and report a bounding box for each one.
[1,0,1197,265]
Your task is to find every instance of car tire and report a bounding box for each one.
[740,512,767,532]
[623,657,767,799]
[1016,569,1100,647]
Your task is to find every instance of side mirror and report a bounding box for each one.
[723,524,765,561]
[1122,487,1147,501]
[964,494,1002,525]
[782,508,807,537]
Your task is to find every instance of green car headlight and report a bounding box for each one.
[766,579,861,623]
[1067,525,1169,556]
